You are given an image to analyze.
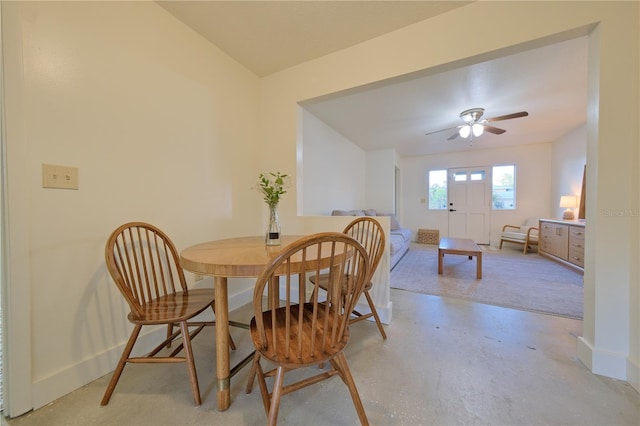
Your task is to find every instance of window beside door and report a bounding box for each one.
[492,165,516,209]
[428,170,447,209]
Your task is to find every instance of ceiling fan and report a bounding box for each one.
[425,107,529,142]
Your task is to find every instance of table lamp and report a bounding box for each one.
[560,195,577,220]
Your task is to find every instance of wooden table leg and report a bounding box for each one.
[267,276,280,309]
[214,276,230,411]
[476,252,482,279]
[438,248,443,274]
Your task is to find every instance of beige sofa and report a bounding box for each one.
[331,209,410,270]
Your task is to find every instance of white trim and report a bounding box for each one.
[627,357,639,393]
[578,336,628,381]
[1,2,33,417]
[31,286,254,410]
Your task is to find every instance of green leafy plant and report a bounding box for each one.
[257,172,289,208]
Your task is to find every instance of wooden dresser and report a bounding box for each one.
[538,219,585,273]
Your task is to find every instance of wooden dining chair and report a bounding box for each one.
[311,217,387,339]
[245,232,371,425]
[102,222,233,406]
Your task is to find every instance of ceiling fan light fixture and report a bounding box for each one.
[472,123,484,137]
[427,107,527,142]
[460,107,484,123]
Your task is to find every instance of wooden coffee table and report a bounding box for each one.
[438,237,482,279]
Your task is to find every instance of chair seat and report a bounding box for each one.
[128,288,214,324]
[499,220,539,254]
[501,231,538,242]
[312,273,373,294]
[250,303,348,368]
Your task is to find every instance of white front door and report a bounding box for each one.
[448,167,491,244]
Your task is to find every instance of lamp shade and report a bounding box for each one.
[560,195,577,220]
[559,195,577,208]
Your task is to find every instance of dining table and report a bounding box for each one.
[180,234,316,411]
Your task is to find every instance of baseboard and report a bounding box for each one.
[227,285,254,312]
[31,286,255,410]
[577,336,628,381]
[32,325,168,410]
[30,285,384,410]
[577,336,593,370]
[627,357,640,393]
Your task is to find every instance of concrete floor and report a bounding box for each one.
[3,289,639,425]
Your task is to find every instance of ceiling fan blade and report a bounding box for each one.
[425,125,458,136]
[486,111,529,122]
[447,131,460,140]
[484,125,506,135]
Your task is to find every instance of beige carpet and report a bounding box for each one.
[390,243,584,319]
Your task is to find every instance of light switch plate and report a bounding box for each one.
[42,164,79,190]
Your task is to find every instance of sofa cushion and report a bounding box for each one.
[388,214,401,231]
[332,209,365,216]
[392,227,411,242]
[389,233,405,256]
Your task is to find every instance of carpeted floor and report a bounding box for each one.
[390,243,584,319]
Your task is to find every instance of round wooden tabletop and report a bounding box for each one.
[180,235,305,278]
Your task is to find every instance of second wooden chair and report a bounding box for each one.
[311,217,387,339]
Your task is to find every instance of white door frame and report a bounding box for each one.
[1,2,34,416]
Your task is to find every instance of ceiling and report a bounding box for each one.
[157,1,588,157]
[157,1,472,77]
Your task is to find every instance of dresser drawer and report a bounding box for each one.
[568,226,585,267]
[569,236,585,251]
[568,247,585,267]
[570,226,585,239]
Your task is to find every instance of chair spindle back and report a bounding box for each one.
[105,222,188,318]
[343,217,385,284]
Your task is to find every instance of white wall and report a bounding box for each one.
[365,149,397,214]
[299,108,366,215]
[401,143,553,246]
[298,111,398,218]
[552,124,587,218]
[2,1,261,413]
